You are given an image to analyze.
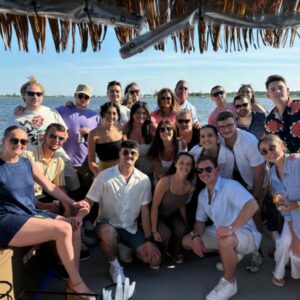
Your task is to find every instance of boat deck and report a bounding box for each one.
[26,233,300,300]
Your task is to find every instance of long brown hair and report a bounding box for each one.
[157,88,179,113]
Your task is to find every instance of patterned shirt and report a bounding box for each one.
[265,98,300,153]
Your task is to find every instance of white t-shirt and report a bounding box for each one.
[86,165,152,234]
[180,100,198,121]
[7,105,67,149]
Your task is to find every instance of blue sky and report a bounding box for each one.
[1,26,300,96]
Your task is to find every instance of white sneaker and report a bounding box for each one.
[118,243,133,263]
[216,253,244,272]
[206,277,237,300]
[109,264,126,284]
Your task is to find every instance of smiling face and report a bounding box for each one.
[175,81,189,104]
[159,123,174,142]
[107,84,122,104]
[159,92,172,110]
[239,86,253,101]
[267,80,289,105]
[175,154,193,177]
[259,139,285,164]
[127,84,140,103]
[177,112,192,133]
[217,117,237,141]
[197,159,219,186]
[24,84,44,110]
[3,128,28,156]
[44,128,66,151]
[75,92,90,109]
[200,127,218,150]
[103,106,119,125]
[133,107,148,125]
[119,147,139,167]
[211,87,226,108]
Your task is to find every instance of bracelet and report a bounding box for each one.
[297,201,300,208]
[144,236,153,242]
[192,234,201,240]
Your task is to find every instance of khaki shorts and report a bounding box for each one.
[192,226,256,255]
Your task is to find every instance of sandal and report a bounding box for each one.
[66,281,97,300]
[272,276,285,287]
[173,254,184,264]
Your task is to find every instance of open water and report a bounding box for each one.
[0,97,274,137]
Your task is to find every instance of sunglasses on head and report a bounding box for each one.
[129,90,140,95]
[122,149,138,156]
[161,96,171,101]
[26,91,43,97]
[235,103,248,110]
[260,144,276,156]
[212,90,225,98]
[77,93,90,100]
[9,137,28,146]
[195,166,213,174]
[49,134,65,142]
[159,126,173,133]
[178,86,188,90]
[178,119,191,124]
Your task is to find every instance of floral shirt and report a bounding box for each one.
[265,99,300,153]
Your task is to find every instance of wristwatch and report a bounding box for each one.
[228,225,234,233]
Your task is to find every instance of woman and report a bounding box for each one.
[150,88,179,125]
[238,84,267,114]
[88,102,123,176]
[258,134,300,287]
[148,120,186,183]
[151,152,195,263]
[124,102,156,179]
[0,126,94,298]
[124,82,141,105]
[176,109,200,151]
[189,125,234,179]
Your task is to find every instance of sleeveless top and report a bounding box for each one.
[0,157,37,217]
[95,140,122,161]
[159,177,193,217]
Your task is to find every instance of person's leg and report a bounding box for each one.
[9,217,91,293]
[169,214,186,257]
[157,220,171,253]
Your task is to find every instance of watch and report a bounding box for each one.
[228,225,234,232]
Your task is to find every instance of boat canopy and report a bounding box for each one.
[0,0,300,58]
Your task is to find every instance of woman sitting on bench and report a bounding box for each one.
[0,126,95,299]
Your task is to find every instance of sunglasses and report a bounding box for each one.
[177,86,188,90]
[77,93,90,100]
[48,134,65,142]
[235,103,248,110]
[260,144,276,156]
[122,149,138,156]
[178,119,191,124]
[159,127,173,133]
[129,90,140,95]
[160,96,171,101]
[26,91,43,97]
[9,137,29,146]
[195,166,213,174]
[212,90,225,98]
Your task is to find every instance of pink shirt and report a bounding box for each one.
[150,110,177,125]
[208,103,236,128]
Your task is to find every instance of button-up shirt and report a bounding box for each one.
[196,177,261,249]
[265,98,300,153]
[269,155,300,239]
[86,165,151,234]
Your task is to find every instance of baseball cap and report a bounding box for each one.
[75,84,93,97]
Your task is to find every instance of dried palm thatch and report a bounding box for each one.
[0,0,300,57]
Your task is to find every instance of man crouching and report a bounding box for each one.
[182,156,261,300]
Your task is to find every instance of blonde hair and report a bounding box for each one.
[258,134,286,152]
[177,109,192,120]
[20,76,44,97]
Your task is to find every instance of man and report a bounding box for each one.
[174,80,200,126]
[8,77,81,196]
[85,140,161,283]
[182,156,261,300]
[208,85,236,128]
[265,74,300,153]
[234,94,266,140]
[216,111,265,272]
[106,80,130,127]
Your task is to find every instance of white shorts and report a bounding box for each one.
[193,226,256,255]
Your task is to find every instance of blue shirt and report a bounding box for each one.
[269,155,300,239]
[196,177,261,249]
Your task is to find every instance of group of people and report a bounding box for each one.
[1,74,300,300]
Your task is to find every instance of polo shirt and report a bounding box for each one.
[269,155,300,239]
[86,164,152,234]
[196,177,261,249]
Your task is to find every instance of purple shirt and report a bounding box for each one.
[56,105,99,167]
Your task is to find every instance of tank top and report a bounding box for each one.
[95,140,122,161]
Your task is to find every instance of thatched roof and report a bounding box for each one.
[0,0,300,58]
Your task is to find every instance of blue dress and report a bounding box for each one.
[0,157,55,247]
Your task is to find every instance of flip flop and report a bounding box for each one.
[272,276,285,287]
